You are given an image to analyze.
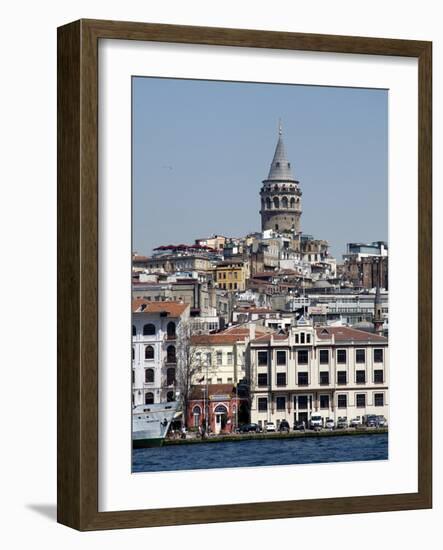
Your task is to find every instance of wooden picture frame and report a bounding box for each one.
[57,19,432,530]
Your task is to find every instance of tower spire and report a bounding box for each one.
[259,123,302,235]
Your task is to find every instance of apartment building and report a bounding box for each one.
[248,322,389,429]
[132,299,190,406]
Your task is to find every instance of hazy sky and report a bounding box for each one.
[132,77,387,259]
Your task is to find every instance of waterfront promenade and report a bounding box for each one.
[164,427,388,446]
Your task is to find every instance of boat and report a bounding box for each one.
[132,400,181,448]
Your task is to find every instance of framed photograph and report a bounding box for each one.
[57,19,432,530]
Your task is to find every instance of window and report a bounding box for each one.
[297,350,308,364]
[145,368,154,383]
[132,325,136,337]
[295,333,299,344]
[374,393,384,406]
[306,333,311,344]
[258,373,268,386]
[143,323,155,336]
[206,352,212,366]
[300,332,305,344]
[320,371,330,385]
[217,378,222,384]
[337,394,347,408]
[167,391,175,402]
[319,350,329,364]
[227,352,233,365]
[276,372,287,386]
[132,347,135,361]
[166,367,175,386]
[216,351,223,366]
[298,372,309,386]
[258,351,268,366]
[297,395,308,409]
[258,397,268,412]
[276,351,286,365]
[374,369,384,383]
[374,349,384,363]
[320,395,330,409]
[227,377,233,383]
[356,349,366,363]
[337,371,347,384]
[356,370,366,384]
[145,392,154,405]
[192,406,201,427]
[145,345,154,360]
[132,370,135,384]
[276,396,286,411]
[337,349,347,364]
[356,394,366,408]
[166,321,176,338]
[166,345,176,363]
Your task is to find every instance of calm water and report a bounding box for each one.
[132,433,388,473]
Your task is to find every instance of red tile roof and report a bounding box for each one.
[315,326,387,343]
[191,325,268,345]
[132,299,189,317]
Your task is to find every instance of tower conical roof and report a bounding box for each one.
[266,125,296,182]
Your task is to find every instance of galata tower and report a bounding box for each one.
[260,124,302,234]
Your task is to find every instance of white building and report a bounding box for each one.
[132,300,190,406]
[248,322,389,429]
[190,324,269,385]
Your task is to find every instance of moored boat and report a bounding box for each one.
[132,400,181,448]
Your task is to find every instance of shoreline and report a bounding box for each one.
[163,428,388,446]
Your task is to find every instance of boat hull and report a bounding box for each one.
[133,437,164,449]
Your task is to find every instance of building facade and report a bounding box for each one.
[214,260,248,291]
[186,384,249,434]
[248,324,389,429]
[132,300,190,406]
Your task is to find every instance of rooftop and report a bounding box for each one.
[132,299,189,317]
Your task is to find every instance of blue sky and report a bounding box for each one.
[132,77,388,259]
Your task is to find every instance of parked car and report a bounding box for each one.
[238,423,261,433]
[265,422,276,432]
[310,415,323,430]
[293,420,306,431]
[349,416,362,428]
[336,416,349,429]
[278,420,290,432]
[376,415,388,427]
[365,414,378,427]
[325,417,335,430]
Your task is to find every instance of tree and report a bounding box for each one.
[174,321,215,428]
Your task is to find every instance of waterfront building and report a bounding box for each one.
[186,383,249,434]
[190,324,267,385]
[248,322,389,429]
[132,300,190,406]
